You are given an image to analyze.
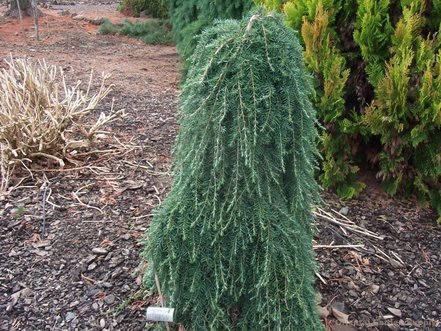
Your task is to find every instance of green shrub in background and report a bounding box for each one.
[143,9,323,330]
[166,0,254,78]
[98,18,122,35]
[119,0,168,18]
[257,0,441,219]
[99,19,173,45]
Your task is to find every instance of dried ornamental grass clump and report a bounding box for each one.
[0,57,123,190]
[142,9,323,330]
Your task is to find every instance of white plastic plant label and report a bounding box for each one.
[146,307,175,322]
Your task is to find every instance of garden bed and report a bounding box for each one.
[0,1,439,330]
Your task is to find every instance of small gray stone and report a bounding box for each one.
[331,301,346,313]
[92,302,99,311]
[72,15,86,20]
[86,255,97,264]
[339,206,349,215]
[349,290,357,297]
[100,318,106,328]
[104,294,115,305]
[370,284,380,294]
[65,311,76,322]
[87,288,101,297]
[92,248,108,255]
[109,257,122,268]
[88,262,97,271]
[111,268,122,279]
[69,301,80,308]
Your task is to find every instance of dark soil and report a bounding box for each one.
[0,1,440,331]
[317,188,440,331]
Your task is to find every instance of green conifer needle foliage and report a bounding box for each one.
[363,3,441,214]
[300,3,365,199]
[142,9,323,330]
[353,0,394,86]
[166,0,254,80]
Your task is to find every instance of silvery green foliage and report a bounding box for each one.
[143,9,323,330]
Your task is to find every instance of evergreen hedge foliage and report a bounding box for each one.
[119,0,168,18]
[142,9,323,330]
[166,0,254,78]
[99,18,173,45]
[257,0,441,219]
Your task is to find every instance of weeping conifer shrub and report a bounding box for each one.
[142,8,323,330]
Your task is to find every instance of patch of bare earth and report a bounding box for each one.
[0,2,440,331]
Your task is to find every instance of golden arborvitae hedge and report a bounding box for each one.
[257,0,440,220]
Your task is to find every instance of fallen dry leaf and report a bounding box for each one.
[318,306,330,319]
[130,300,148,309]
[421,249,430,262]
[331,307,350,324]
[100,239,113,247]
[99,195,117,205]
[31,240,51,249]
[362,257,370,266]
[80,273,96,284]
[24,233,41,245]
[23,223,35,231]
[30,249,50,257]
[387,307,402,317]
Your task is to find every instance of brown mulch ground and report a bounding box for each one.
[0,2,440,330]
